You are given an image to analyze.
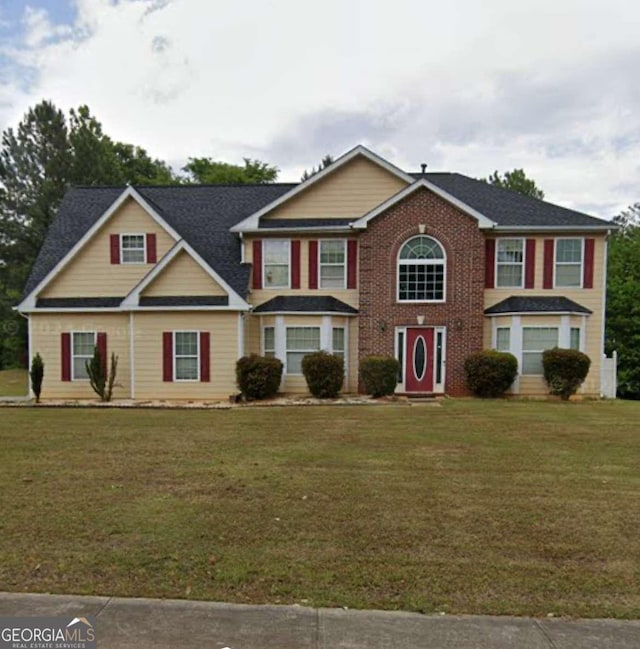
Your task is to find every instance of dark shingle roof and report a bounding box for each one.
[485,296,592,315]
[258,218,355,229]
[36,297,124,308]
[416,173,609,229]
[139,296,229,307]
[253,295,358,314]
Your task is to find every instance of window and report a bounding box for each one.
[320,240,346,288]
[496,327,511,352]
[396,330,404,383]
[496,239,524,288]
[263,326,275,358]
[398,236,445,302]
[174,331,199,381]
[570,327,581,350]
[522,327,558,375]
[120,234,146,264]
[286,327,320,374]
[72,332,96,380]
[555,239,583,287]
[332,327,345,363]
[263,240,290,288]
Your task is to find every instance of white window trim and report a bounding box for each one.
[173,330,200,382]
[331,324,348,377]
[120,233,147,265]
[284,325,321,375]
[553,237,584,289]
[262,239,291,289]
[318,239,347,289]
[494,326,511,352]
[71,331,96,382]
[396,236,447,304]
[262,325,276,356]
[394,325,446,393]
[521,325,560,376]
[495,238,525,289]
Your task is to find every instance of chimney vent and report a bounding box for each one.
[420,163,427,174]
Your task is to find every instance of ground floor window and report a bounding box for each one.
[72,331,96,380]
[263,326,275,357]
[522,327,559,375]
[332,327,345,364]
[174,331,199,381]
[570,327,581,350]
[286,327,321,374]
[495,327,511,352]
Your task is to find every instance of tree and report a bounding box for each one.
[301,154,334,181]
[483,169,545,200]
[182,157,278,184]
[605,207,640,398]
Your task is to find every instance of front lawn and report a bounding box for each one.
[0,369,28,397]
[0,400,639,618]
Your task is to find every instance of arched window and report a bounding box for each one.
[397,236,446,302]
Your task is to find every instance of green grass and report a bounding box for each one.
[0,369,28,397]
[0,400,639,618]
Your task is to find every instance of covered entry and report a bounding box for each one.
[395,326,446,393]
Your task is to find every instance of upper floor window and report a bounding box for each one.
[397,236,445,302]
[555,239,583,287]
[120,234,146,264]
[496,239,524,288]
[319,240,346,289]
[263,240,290,288]
[72,331,96,380]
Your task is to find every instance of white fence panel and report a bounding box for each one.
[601,351,617,398]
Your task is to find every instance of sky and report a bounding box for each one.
[0,0,638,219]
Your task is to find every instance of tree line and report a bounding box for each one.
[0,100,636,398]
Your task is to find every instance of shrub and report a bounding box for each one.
[236,354,283,400]
[301,351,344,399]
[30,353,44,403]
[85,348,119,402]
[542,347,591,400]
[464,350,518,398]
[360,355,399,397]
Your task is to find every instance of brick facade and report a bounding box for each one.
[358,187,486,396]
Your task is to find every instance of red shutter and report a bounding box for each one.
[291,240,301,289]
[525,239,536,289]
[583,238,595,289]
[543,239,555,289]
[61,333,71,382]
[484,239,495,288]
[252,240,262,289]
[347,240,358,289]
[162,332,173,382]
[96,332,107,375]
[110,234,120,264]
[200,332,210,382]
[146,233,157,264]
[308,240,318,289]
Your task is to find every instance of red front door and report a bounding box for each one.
[405,328,434,392]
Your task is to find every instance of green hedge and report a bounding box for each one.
[542,347,591,400]
[464,350,518,398]
[302,351,344,398]
[236,354,283,401]
[359,355,399,397]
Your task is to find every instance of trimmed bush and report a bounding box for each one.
[464,350,518,398]
[542,347,591,401]
[236,354,283,401]
[301,351,344,399]
[86,349,119,402]
[30,353,44,403]
[360,355,399,397]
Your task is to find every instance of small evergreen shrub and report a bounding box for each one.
[464,350,518,398]
[86,349,119,402]
[30,353,44,403]
[542,347,591,400]
[301,351,344,399]
[359,355,399,397]
[236,354,283,400]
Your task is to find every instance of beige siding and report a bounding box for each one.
[264,156,407,220]
[484,231,606,396]
[143,251,227,297]
[41,198,175,298]
[133,312,239,400]
[30,313,131,399]
[244,236,359,309]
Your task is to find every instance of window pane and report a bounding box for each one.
[556,239,582,263]
[286,327,320,351]
[332,327,345,352]
[73,357,90,380]
[264,327,275,352]
[73,332,95,355]
[523,327,559,350]
[397,331,404,382]
[176,357,198,380]
[175,332,198,356]
[320,265,345,287]
[400,237,444,260]
[555,264,581,287]
[122,249,145,263]
[497,239,523,262]
[399,264,444,301]
[570,328,581,350]
[286,352,305,375]
[122,235,144,249]
[264,264,288,287]
[264,240,289,264]
[496,328,510,352]
[320,241,345,263]
[496,264,523,287]
[522,352,544,375]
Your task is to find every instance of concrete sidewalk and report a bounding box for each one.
[1,592,638,649]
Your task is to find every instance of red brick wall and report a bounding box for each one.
[358,187,485,396]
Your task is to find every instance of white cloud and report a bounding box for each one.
[1,0,638,216]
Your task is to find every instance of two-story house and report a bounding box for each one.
[17,145,612,400]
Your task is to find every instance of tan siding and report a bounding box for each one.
[244,236,359,309]
[264,156,407,220]
[244,314,261,355]
[143,251,227,297]
[485,234,606,396]
[41,198,175,298]
[30,313,131,399]
[133,312,239,399]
